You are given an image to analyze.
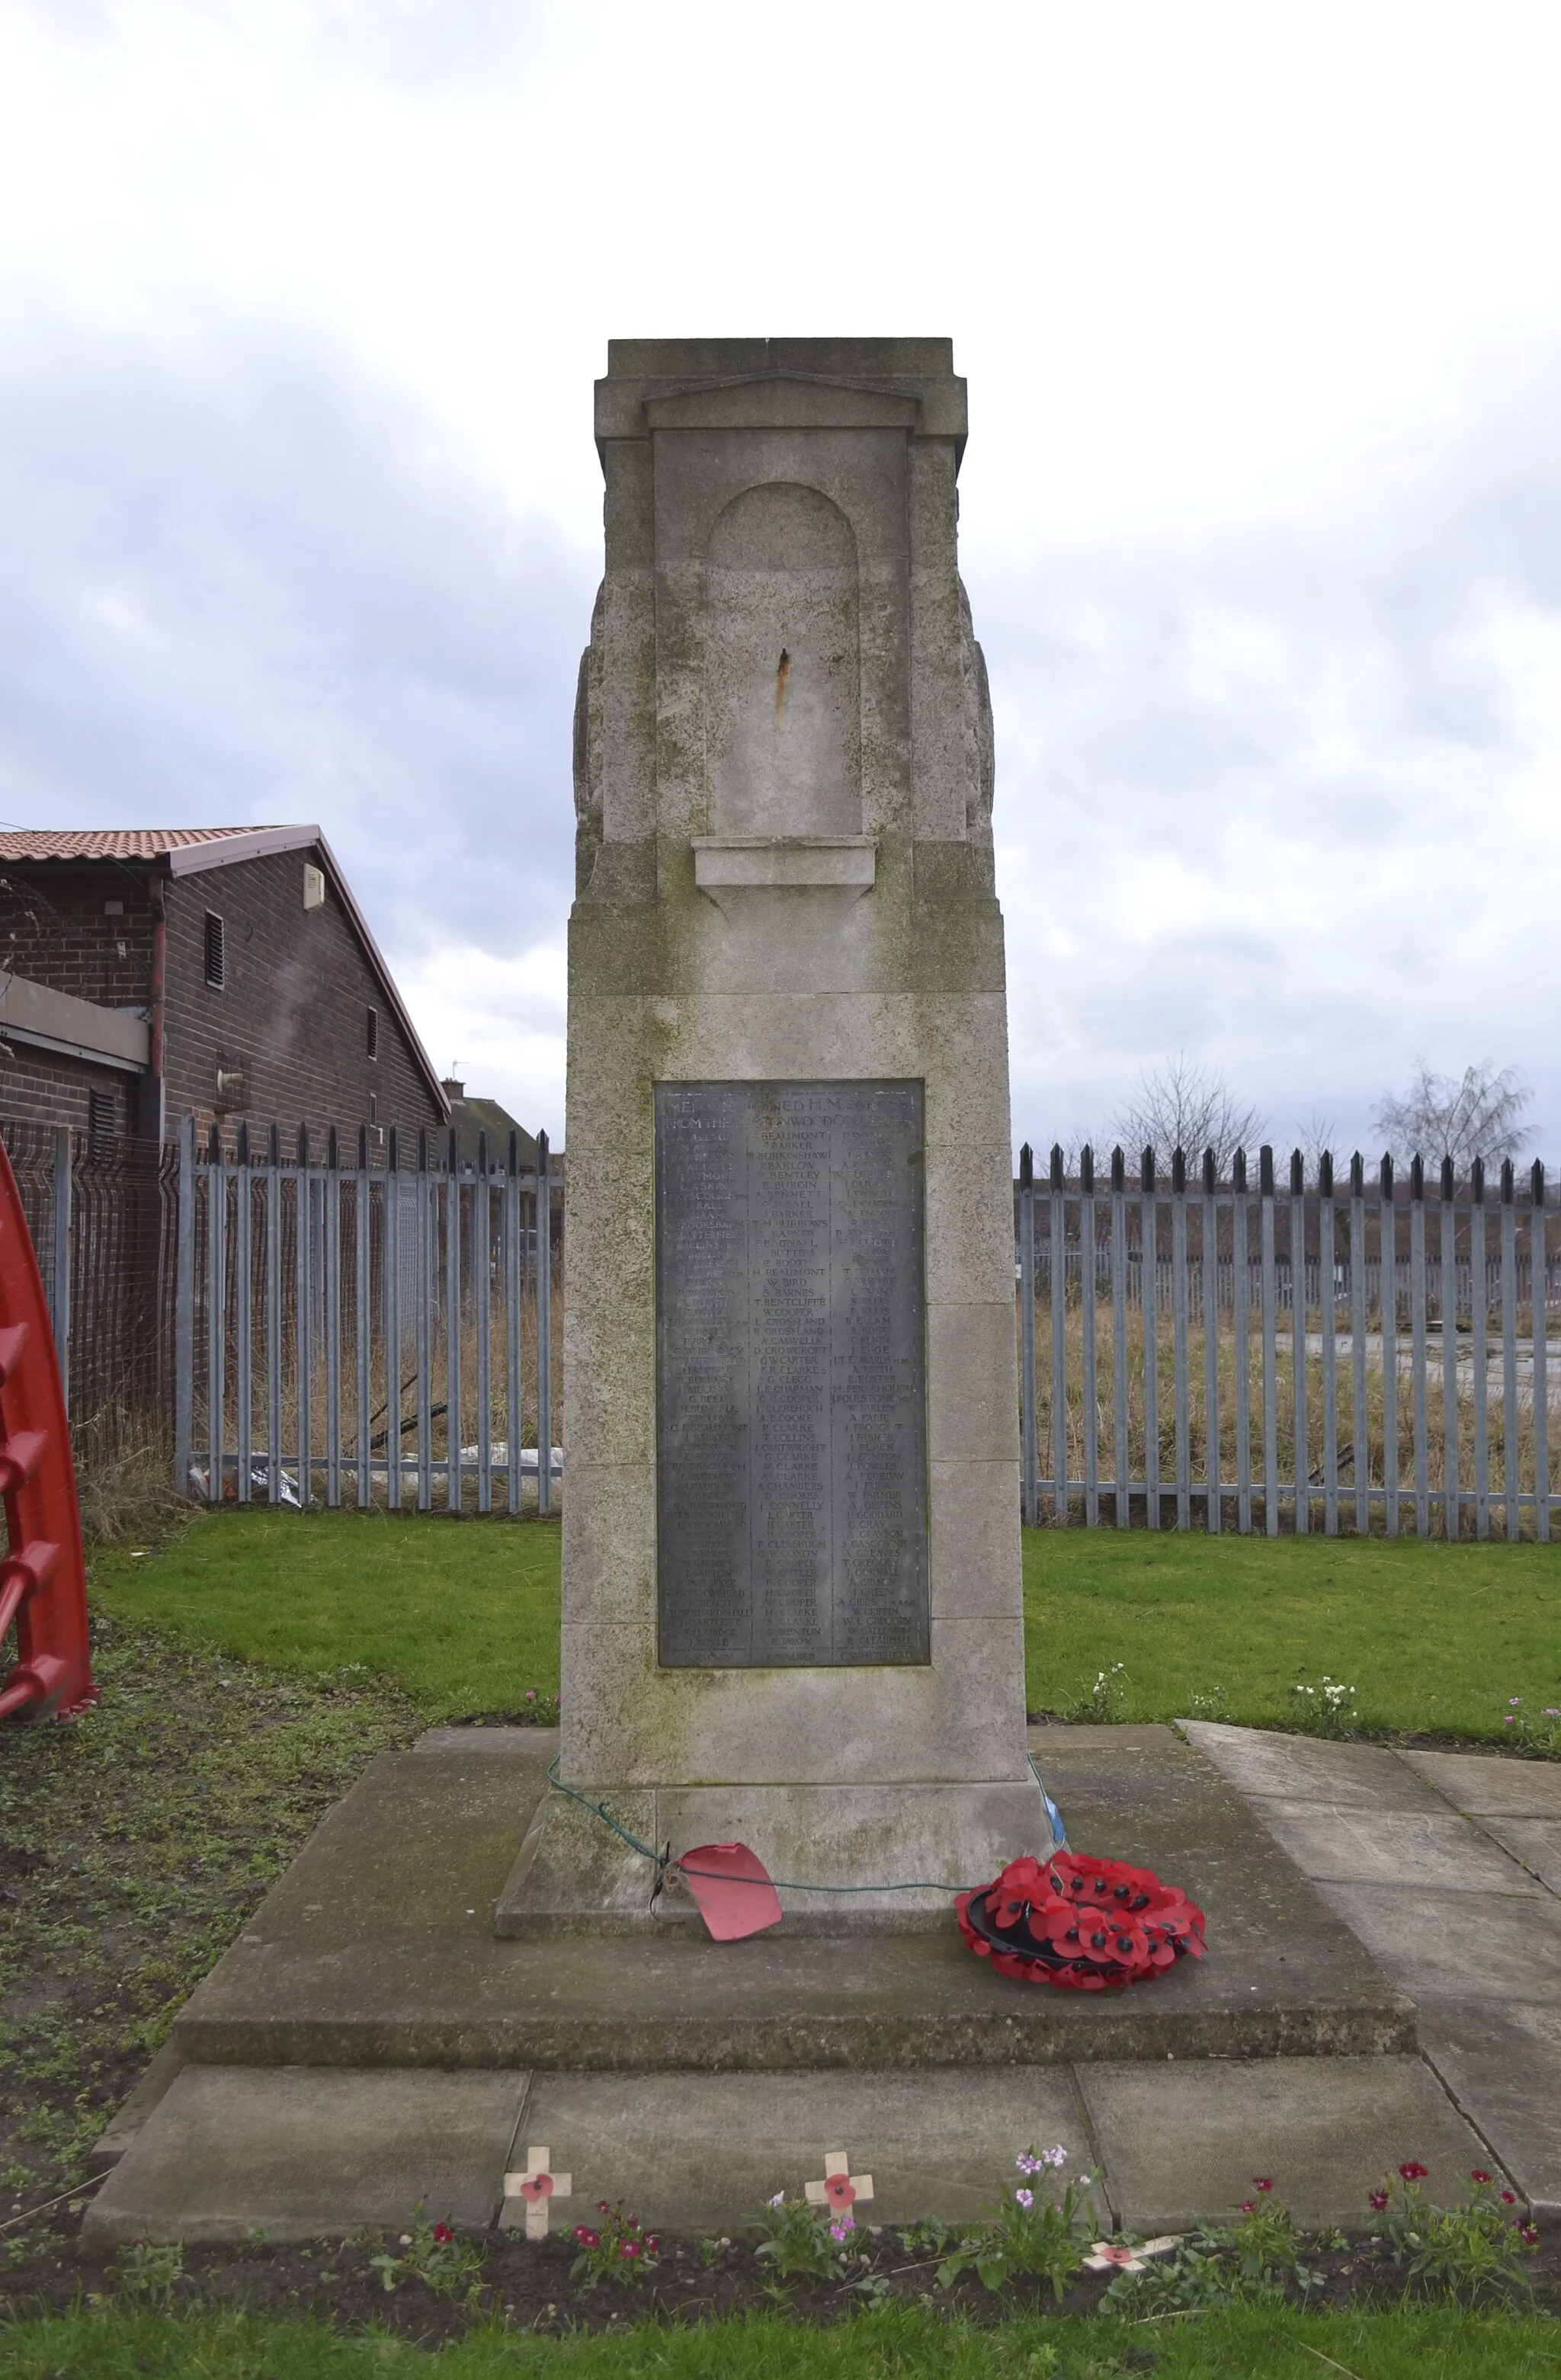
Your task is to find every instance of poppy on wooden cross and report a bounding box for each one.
[504,2145,572,2239]
[805,2151,873,2215]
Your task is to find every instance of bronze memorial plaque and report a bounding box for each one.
[655,1081,928,1667]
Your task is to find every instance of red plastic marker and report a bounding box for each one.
[676,1842,784,1941]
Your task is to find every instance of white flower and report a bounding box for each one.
[1043,2145,1068,2168]
[1014,2188,1034,2209]
[768,2193,784,2208]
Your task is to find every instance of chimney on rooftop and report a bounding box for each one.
[441,1077,465,1100]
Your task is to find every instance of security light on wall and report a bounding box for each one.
[303,863,325,911]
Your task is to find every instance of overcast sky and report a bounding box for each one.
[5,1,1561,1160]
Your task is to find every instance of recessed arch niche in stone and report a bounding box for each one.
[704,482,861,838]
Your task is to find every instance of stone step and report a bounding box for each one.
[82,2054,1498,2245]
[170,1726,1414,2074]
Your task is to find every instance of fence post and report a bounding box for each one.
[384,1127,402,1513]
[1202,1146,1220,1533]
[537,1129,552,1518]
[1171,1145,1189,1530]
[1501,1158,1518,1539]
[1350,1152,1368,1536]
[1382,1155,1399,1537]
[296,1125,312,1509]
[206,1120,226,1503]
[1472,1157,1489,1540]
[235,1120,252,1503]
[174,1115,195,1495]
[1111,1146,1130,1527]
[1141,1148,1158,1530]
[356,1126,371,1510]
[1018,1144,1036,1527]
[1233,1148,1252,1533]
[1441,1156,1458,1542]
[1319,1152,1338,1536]
[1290,1150,1308,1533]
[49,1126,72,1408]
[1534,1162,1550,1544]
[1050,1143,1067,1526]
[1081,1144,1099,1526]
[1409,1154,1429,1536]
[325,1126,341,1508]
[506,1131,522,1517]
[447,1124,463,1515]
[267,1123,281,1507]
[1260,1145,1278,1536]
[475,1129,492,1515]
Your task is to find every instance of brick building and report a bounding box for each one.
[0,827,447,1148]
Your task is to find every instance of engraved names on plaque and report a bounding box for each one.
[656,1081,928,1667]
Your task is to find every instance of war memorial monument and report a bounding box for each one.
[83,343,1490,2247]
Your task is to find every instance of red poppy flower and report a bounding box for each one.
[1368,2190,1389,2212]
[519,2172,554,2204]
[825,2173,857,2209]
[431,2223,454,2244]
[1398,2162,1428,2182]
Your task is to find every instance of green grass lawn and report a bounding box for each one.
[4,2305,1560,2378]
[90,1510,563,1722]
[1023,1529,1561,1744]
[90,1510,1561,1747]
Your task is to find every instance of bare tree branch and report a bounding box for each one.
[1372,1061,1534,1173]
[1111,1055,1265,1178]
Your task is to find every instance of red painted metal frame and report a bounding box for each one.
[0,1138,95,1720]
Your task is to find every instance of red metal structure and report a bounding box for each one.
[0,1138,95,1719]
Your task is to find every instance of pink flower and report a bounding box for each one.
[619,2240,641,2259]
[829,2215,854,2241]
[1252,2178,1273,2193]
[1368,2190,1389,2212]
[1236,2200,1257,2215]
[1504,1715,1516,1725]
[1520,2223,1540,2245]
[1470,2170,1492,2185]
[572,2226,600,2248]
[596,2201,611,2214]
[1502,2191,1518,2205]
[1398,2161,1428,2182]
[431,2223,454,2245]
[643,2235,660,2253]
[1014,2188,1034,2209]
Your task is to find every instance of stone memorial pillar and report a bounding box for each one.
[498,338,1049,1935]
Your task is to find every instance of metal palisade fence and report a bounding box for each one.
[1018,1142,1558,1539]
[175,1116,562,1513]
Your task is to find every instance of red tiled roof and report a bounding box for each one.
[0,828,282,861]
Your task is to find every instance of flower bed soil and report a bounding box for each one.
[2,2215,1559,2340]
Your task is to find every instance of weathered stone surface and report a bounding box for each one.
[1399,1749,1561,1818]
[505,2069,1092,2231]
[1477,1817,1561,1894]
[554,339,1043,1918]
[83,2067,530,2244]
[178,1731,1413,2069]
[1316,1882,1561,2004]
[1245,1801,1548,1895]
[1181,1721,1449,1811]
[1418,1999,1561,2221]
[1078,2057,1501,2235]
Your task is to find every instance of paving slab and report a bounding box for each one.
[1179,1721,1445,1811]
[1399,1750,1561,1818]
[174,1729,1412,2071]
[1477,1818,1561,1895]
[414,1726,559,1758]
[82,2067,530,2245]
[88,2041,186,2173]
[502,2069,1096,2232]
[1243,1802,1547,1896]
[1418,2000,1561,2224]
[1317,1882,1561,2004]
[1076,2055,1502,2235]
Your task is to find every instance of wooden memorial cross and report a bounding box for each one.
[805,2150,873,2220]
[504,2145,572,2240]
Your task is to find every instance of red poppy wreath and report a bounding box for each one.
[957,1850,1206,1990]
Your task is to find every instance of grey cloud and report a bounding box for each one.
[0,322,592,966]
